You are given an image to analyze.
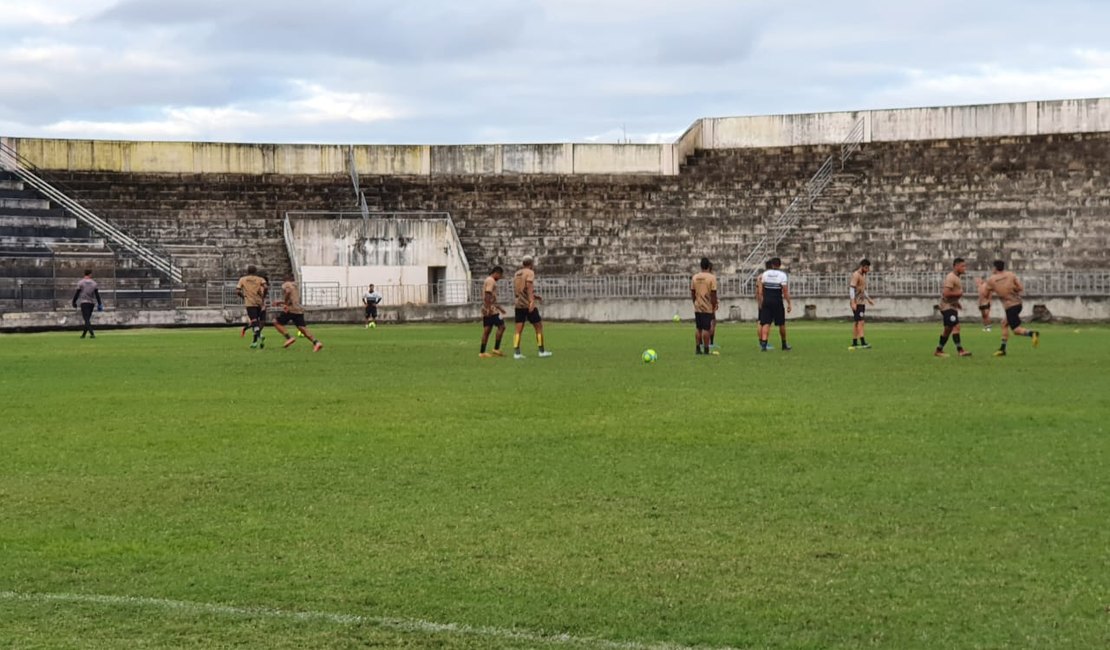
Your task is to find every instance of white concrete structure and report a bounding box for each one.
[288,214,471,306]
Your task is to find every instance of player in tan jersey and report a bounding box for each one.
[511,256,551,359]
[236,264,268,349]
[690,257,719,355]
[271,274,323,351]
[479,266,507,358]
[848,258,874,350]
[985,260,1040,356]
[935,258,971,357]
[975,276,993,331]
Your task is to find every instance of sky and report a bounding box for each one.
[1,0,1108,145]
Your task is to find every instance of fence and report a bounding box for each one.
[6,271,1110,311]
[0,277,184,310]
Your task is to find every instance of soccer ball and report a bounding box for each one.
[641,349,658,363]
[672,314,681,322]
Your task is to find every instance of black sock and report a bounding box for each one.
[860,338,867,345]
[1000,339,1008,351]
[494,337,502,350]
[852,338,858,346]
[938,335,948,349]
[481,342,487,353]
[953,334,962,349]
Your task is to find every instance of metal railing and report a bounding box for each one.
[282,214,301,289]
[738,118,866,276]
[0,277,184,310]
[0,138,183,283]
[6,271,1109,312]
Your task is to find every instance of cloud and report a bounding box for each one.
[37,81,401,142]
[2,0,1109,144]
[867,51,1110,109]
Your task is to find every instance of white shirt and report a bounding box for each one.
[363,291,382,305]
[760,269,788,301]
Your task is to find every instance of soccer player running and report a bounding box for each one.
[363,284,383,328]
[985,260,1040,356]
[975,276,993,331]
[757,257,792,351]
[512,256,551,359]
[236,264,268,349]
[71,269,104,339]
[935,257,972,357]
[479,266,508,358]
[849,258,874,350]
[690,257,719,355]
[272,273,323,352]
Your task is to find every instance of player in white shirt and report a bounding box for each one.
[756,257,792,351]
[363,284,383,328]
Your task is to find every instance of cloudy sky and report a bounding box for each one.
[1,0,1108,145]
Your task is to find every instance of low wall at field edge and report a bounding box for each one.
[3,296,1109,332]
[5,98,1107,177]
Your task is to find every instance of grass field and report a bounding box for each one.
[1,321,1108,649]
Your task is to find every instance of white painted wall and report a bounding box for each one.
[291,216,470,306]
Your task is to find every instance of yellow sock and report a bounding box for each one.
[513,333,521,349]
[537,333,544,348]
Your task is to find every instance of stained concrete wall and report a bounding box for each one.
[291,216,470,305]
[7,98,1106,178]
[701,98,1110,148]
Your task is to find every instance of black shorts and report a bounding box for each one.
[1004,305,1023,329]
[759,302,786,326]
[276,312,306,328]
[695,312,714,331]
[482,314,505,328]
[852,304,866,322]
[246,306,265,322]
[514,308,541,324]
[940,309,959,327]
[365,305,378,318]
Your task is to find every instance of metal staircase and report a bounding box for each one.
[0,138,182,283]
[738,118,866,279]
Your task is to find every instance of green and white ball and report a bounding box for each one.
[672,314,681,322]
[642,349,658,363]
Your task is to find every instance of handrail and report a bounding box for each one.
[0,139,182,283]
[283,213,302,289]
[347,145,372,231]
[444,211,472,297]
[738,118,866,278]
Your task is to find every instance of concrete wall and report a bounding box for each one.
[7,97,1106,177]
[4,295,1108,332]
[701,97,1110,148]
[292,216,470,305]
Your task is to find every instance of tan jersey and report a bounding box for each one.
[977,278,992,305]
[482,275,500,316]
[986,271,1023,309]
[237,274,267,307]
[849,270,868,305]
[691,271,718,313]
[282,281,304,314]
[513,267,535,309]
[939,272,963,311]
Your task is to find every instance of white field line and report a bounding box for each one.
[0,590,741,650]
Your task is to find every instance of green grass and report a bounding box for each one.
[1,322,1108,649]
